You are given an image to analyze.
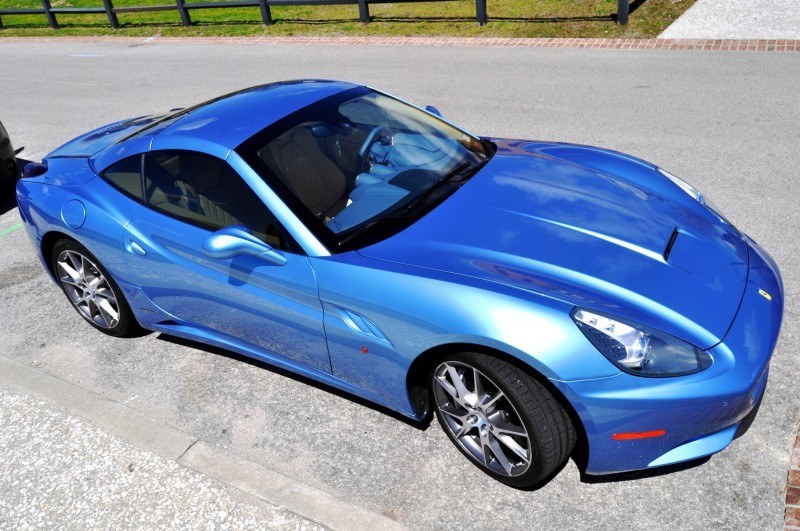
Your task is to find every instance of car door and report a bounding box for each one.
[119,149,331,373]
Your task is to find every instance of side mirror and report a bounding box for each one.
[425,105,443,118]
[202,225,287,266]
[23,161,48,179]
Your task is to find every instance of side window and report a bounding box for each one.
[102,155,143,200]
[143,150,293,250]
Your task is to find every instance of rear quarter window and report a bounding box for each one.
[102,155,143,201]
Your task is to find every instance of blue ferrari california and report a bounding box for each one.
[16,80,783,487]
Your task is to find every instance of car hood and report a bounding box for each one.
[358,140,749,348]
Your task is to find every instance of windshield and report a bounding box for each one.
[237,87,490,251]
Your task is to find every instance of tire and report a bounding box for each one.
[51,239,140,337]
[430,352,575,488]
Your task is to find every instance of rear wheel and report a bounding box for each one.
[51,239,139,337]
[430,352,575,488]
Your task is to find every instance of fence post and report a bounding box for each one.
[40,0,59,28]
[617,0,629,24]
[258,0,272,25]
[0,15,3,29]
[475,0,486,25]
[102,0,120,28]
[357,0,370,23]
[175,0,191,26]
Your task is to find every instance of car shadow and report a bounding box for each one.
[578,456,711,485]
[158,330,729,489]
[156,333,432,430]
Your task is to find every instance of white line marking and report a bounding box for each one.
[70,54,104,58]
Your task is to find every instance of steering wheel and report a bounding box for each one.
[356,126,392,174]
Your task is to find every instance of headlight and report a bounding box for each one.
[658,168,731,226]
[572,309,712,377]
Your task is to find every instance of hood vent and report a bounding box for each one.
[663,228,680,261]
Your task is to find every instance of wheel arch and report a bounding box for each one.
[406,342,589,461]
[40,230,76,281]
[41,231,145,336]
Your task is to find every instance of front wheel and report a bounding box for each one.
[430,352,576,488]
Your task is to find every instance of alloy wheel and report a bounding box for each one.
[56,249,120,329]
[432,361,532,477]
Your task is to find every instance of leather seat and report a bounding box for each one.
[144,154,189,211]
[145,152,239,229]
[266,126,347,218]
[179,154,239,228]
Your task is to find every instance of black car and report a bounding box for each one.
[0,121,19,186]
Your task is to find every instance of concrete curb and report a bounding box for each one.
[0,355,196,460]
[0,35,799,51]
[179,441,405,531]
[785,433,800,528]
[0,354,406,531]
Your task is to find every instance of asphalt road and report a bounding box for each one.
[0,39,798,530]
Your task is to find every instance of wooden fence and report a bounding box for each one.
[0,0,631,29]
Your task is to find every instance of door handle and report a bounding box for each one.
[126,239,147,256]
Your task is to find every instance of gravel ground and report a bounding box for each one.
[0,386,322,530]
[660,0,800,39]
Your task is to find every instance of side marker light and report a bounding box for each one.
[611,430,666,441]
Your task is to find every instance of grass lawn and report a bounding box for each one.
[0,0,695,38]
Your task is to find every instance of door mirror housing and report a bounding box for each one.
[425,105,443,118]
[202,225,287,265]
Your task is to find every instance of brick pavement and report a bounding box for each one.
[1,35,799,51]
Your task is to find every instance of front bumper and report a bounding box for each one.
[559,239,783,475]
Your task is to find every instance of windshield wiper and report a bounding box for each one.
[399,158,489,215]
[336,210,407,247]
[336,160,482,248]
[399,161,470,213]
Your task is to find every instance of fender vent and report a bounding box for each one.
[331,305,391,345]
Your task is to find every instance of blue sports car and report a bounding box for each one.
[16,80,783,488]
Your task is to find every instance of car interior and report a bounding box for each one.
[255,111,464,234]
[143,150,286,248]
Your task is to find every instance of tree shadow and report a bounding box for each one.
[181,13,615,26]
[630,0,648,15]
[611,0,647,23]
[367,15,612,24]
